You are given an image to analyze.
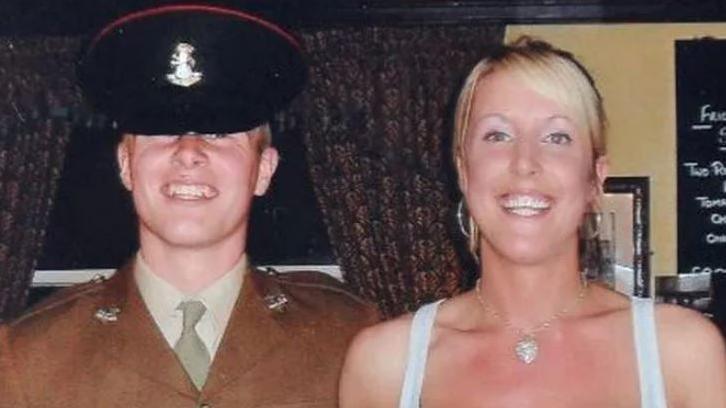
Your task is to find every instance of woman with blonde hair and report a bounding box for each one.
[340,37,726,407]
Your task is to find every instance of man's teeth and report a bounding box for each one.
[501,195,550,216]
[167,184,217,199]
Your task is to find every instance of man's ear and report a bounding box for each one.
[254,146,279,196]
[117,136,134,191]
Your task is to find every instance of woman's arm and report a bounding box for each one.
[657,305,726,408]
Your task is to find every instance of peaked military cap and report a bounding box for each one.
[77,4,307,134]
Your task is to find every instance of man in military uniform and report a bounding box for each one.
[0,5,377,407]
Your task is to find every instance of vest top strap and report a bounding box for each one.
[398,299,445,408]
[631,297,668,408]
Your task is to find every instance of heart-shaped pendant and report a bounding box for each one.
[514,334,538,364]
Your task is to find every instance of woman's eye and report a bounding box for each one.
[543,132,572,145]
[482,130,511,143]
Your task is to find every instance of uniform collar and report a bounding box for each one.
[196,254,247,335]
[133,252,247,346]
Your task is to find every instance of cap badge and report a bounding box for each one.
[166,42,203,87]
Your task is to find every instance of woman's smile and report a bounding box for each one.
[498,192,553,217]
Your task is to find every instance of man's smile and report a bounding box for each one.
[162,182,218,200]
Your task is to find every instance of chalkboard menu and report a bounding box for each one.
[676,39,726,275]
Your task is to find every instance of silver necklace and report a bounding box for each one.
[473,278,588,364]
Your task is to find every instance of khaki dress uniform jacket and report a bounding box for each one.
[0,264,378,408]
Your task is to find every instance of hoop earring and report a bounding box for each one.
[456,199,470,238]
[584,211,602,240]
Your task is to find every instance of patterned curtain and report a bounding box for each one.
[298,25,503,317]
[0,37,81,319]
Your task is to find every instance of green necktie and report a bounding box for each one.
[174,300,211,390]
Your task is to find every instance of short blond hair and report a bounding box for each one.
[256,123,272,151]
[120,123,273,151]
[454,36,608,255]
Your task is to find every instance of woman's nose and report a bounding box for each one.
[510,139,541,177]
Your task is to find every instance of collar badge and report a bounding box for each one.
[94,306,121,323]
[166,42,203,87]
[264,293,289,314]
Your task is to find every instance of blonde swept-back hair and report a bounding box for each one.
[453,36,608,256]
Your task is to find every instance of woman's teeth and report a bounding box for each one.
[500,194,551,216]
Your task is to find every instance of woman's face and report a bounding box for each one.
[459,68,607,266]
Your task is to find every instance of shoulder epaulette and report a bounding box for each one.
[255,267,369,305]
[10,275,109,326]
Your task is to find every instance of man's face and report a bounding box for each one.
[117,128,278,251]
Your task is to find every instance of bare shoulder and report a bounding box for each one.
[654,303,726,407]
[345,312,413,369]
[339,311,415,408]
[655,302,724,352]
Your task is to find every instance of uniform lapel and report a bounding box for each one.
[97,264,197,396]
[202,270,291,395]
